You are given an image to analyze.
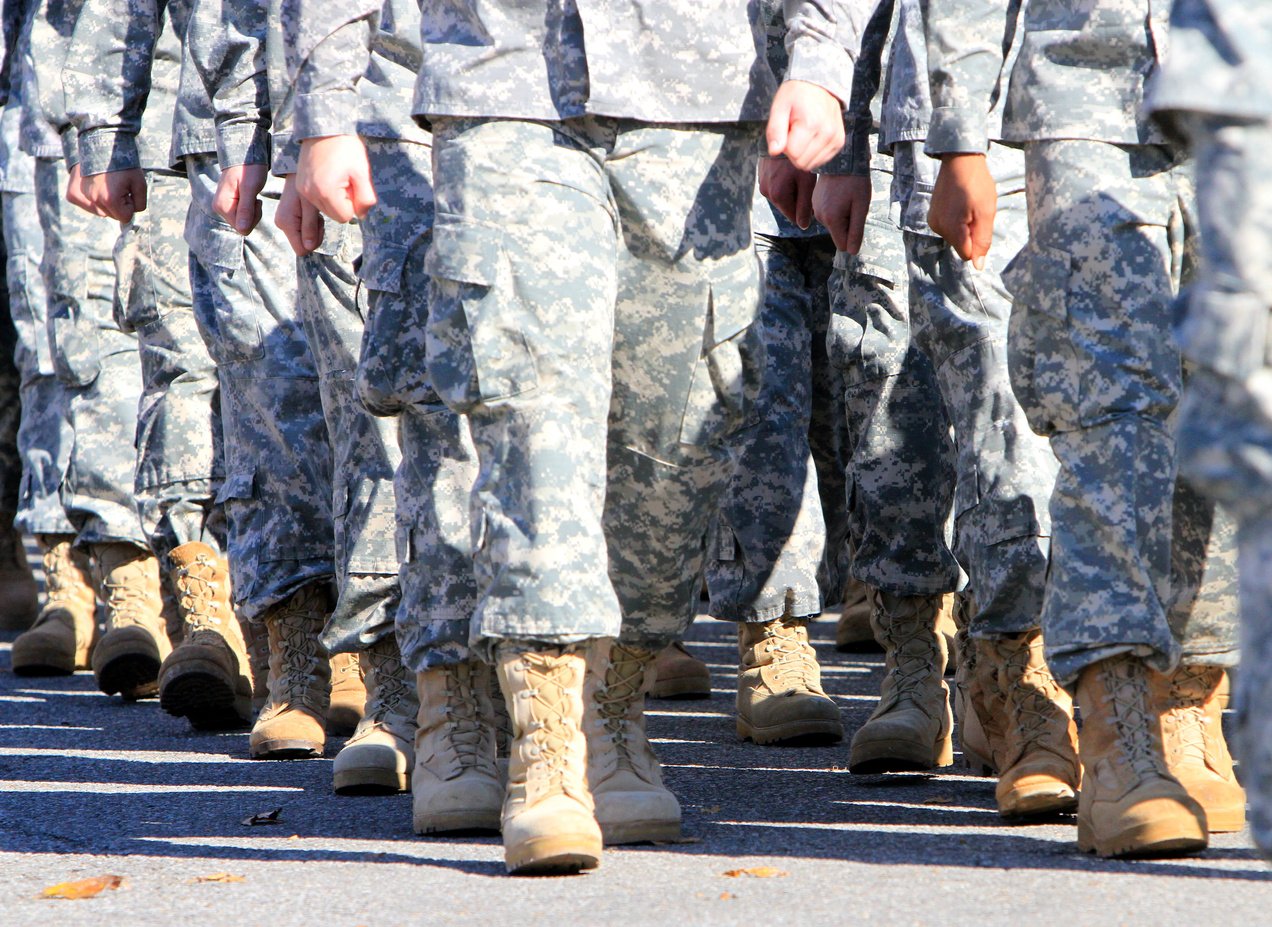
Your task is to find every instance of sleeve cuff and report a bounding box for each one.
[924,106,990,156]
[76,129,140,175]
[784,37,854,105]
[292,89,360,141]
[270,131,299,177]
[216,122,272,170]
[60,125,79,167]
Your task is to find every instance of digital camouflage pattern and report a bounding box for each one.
[185,153,334,620]
[426,116,763,656]
[705,232,834,623]
[34,157,146,548]
[413,0,863,125]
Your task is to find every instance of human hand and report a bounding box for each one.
[812,173,871,253]
[80,167,148,223]
[766,79,845,171]
[927,153,996,269]
[758,157,817,229]
[213,163,268,234]
[275,173,325,256]
[296,134,376,223]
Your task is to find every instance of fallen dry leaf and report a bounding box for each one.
[286,834,301,841]
[189,873,245,884]
[241,808,282,826]
[922,795,955,805]
[722,866,788,879]
[719,892,735,901]
[40,875,125,900]
[652,836,702,846]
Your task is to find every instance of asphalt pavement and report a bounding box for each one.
[3,612,1271,927]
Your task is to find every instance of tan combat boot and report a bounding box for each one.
[334,636,418,795]
[990,630,1080,817]
[157,542,253,730]
[249,582,332,759]
[736,614,843,745]
[849,591,952,773]
[0,510,38,630]
[1152,663,1245,833]
[412,658,503,833]
[89,543,172,699]
[245,621,270,715]
[587,641,681,844]
[835,575,879,652]
[650,641,711,699]
[953,626,1001,776]
[1075,654,1207,858]
[328,651,366,735]
[11,534,97,675]
[497,645,602,875]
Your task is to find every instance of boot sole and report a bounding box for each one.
[649,677,712,700]
[737,718,844,746]
[505,834,601,875]
[96,653,161,701]
[849,734,954,774]
[999,787,1078,819]
[250,739,324,760]
[160,668,251,731]
[1202,805,1246,834]
[600,819,682,845]
[414,809,502,835]
[334,768,409,796]
[11,659,76,677]
[1077,818,1208,859]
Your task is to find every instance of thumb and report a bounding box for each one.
[130,175,148,215]
[766,96,791,157]
[235,190,258,234]
[968,214,993,269]
[348,170,377,220]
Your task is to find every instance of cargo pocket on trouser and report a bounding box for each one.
[356,228,436,416]
[48,253,102,387]
[186,208,263,365]
[1003,242,1079,437]
[213,467,258,599]
[424,214,538,414]
[679,249,764,447]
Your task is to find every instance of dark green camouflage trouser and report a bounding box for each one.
[427,117,763,656]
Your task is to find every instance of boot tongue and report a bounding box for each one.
[1105,661,1167,779]
[597,648,646,771]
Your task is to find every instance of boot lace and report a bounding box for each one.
[364,647,415,728]
[999,635,1065,760]
[175,554,225,635]
[763,617,821,692]
[1102,658,1167,779]
[520,654,579,790]
[876,594,942,700]
[594,644,647,771]
[1165,665,1215,765]
[271,593,324,710]
[439,662,486,769]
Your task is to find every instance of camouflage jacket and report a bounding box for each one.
[413,0,867,124]
[282,0,426,146]
[1147,0,1272,122]
[20,0,80,160]
[62,0,215,175]
[925,0,1167,153]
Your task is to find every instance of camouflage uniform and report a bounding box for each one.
[23,0,146,550]
[704,2,845,624]
[924,0,1238,681]
[61,0,225,565]
[415,2,862,658]
[179,0,337,622]
[1146,0,1272,859]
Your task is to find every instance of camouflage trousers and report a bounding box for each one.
[184,154,334,621]
[119,169,224,564]
[35,157,146,549]
[4,184,74,536]
[0,225,19,517]
[827,163,959,597]
[1169,115,1272,859]
[427,117,763,655]
[294,211,401,654]
[895,142,1057,637]
[358,139,479,672]
[704,233,836,623]
[1005,139,1237,684]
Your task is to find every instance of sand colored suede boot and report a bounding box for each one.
[334,636,418,795]
[249,583,332,759]
[649,641,711,699]
[586,642,681,844]
[736,614,843,745]
[412,658,503,833]
[953,627,1001,776]
[1075,654,1207,858]
[1152,663,1245,833]
[11,535,97,675]
[835,575,879,652]
[245,621,270,715]
[989,630,1080,817]
[327,651,366,735]
[849,591,952,773]
[89,543,172,700]
[0,510,37,630]
[497,645,601,875]
[157,543,252,730]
